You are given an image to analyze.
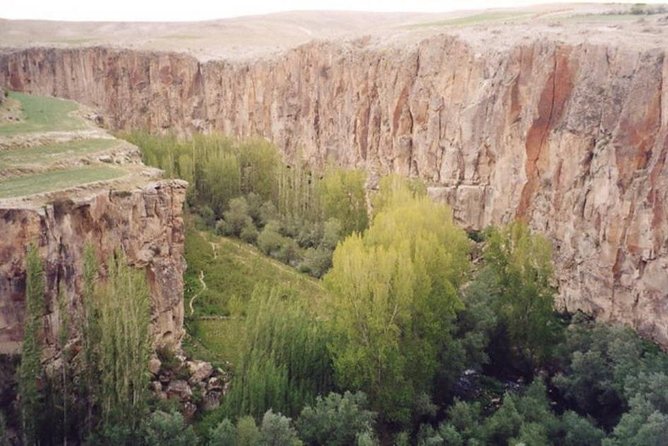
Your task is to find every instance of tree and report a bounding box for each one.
[324,178,470,424]
[96,251,152,438]
[19,244,45,445]
[297,392,376,446]
[484,222,562,366]
[259,410,302,446]
[208,418,236,446]
[317,168,368,236]
[236,416,260,446]
[144,410,198,446]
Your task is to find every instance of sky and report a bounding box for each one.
[2,0,667,22]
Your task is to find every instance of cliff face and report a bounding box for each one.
[1,36,666,344]
[0,181,188,355]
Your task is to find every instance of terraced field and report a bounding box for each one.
[0,91,156,202]
[0,91,91,135]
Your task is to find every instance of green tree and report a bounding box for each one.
[259,410,302,446]
[96,251,152,439]
[318,168,368,236]
[144,410,198,446]
[208,418,236,446]
[236,416,260,446]
[324,178,469,424]
[19,244,45,446]
[484,222,562,366]
[297,391,376,446]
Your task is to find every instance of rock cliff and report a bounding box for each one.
[1,16,667,344]
[0,91,188,354]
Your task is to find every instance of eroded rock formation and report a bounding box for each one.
[0,180,188,354]
[1,33,666,344]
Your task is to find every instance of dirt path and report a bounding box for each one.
[189,270,206,316]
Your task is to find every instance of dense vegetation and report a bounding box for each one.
[5,132,668,445]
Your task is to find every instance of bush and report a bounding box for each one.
[240,221,259,244]
[259,410,301,446]
[236,416,260,446]
[208,418,236,446]
[143,411,198,446]
[297,392,376,446]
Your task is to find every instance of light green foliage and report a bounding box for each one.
[144,410,198,446]
[259,410,302,446]
[208,418,236,446]
[19,244,45,446]
[95,251,151,436]
[371,174,427,215]
[297,391,376,446]
[325,177,469,423]
[317,168,368,236]
[221,286,333,420]
[484,222,561,365]
[236,416,261,446]
[124,133,280,219]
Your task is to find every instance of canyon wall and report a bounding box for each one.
[0,180,188,354]
[1,37,667,344]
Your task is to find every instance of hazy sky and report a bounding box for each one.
[3,0,666,22]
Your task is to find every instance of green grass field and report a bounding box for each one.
[0,138,118,166]
[0,91,89,135]
[183,226,328,366]
[0,165,126,198]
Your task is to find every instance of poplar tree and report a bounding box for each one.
[96,251,151,437]
[19,244,45,445]
[324,178,470,424]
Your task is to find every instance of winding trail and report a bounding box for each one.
[189,270,206,316]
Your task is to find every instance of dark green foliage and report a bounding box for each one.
[259,410,302,446]
[554,315,648,426]
[297,391,376,446]
[19,244,44,446]
[484,222,562,368]
[560,411,604,446]
[144,410,198,446]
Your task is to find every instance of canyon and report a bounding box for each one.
[1,5,667,346]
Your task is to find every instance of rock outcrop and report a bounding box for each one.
[1,29,666,344]
[0,180,188,354]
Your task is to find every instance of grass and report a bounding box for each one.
[0,91,89,135]
[0,165,126,198]
[408,12,532,28]
[183,225,328,366]
[0,138,118,166]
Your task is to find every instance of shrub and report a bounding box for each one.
[259,410,301,446]
[297,392,376,446]
[143,411,198,446]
